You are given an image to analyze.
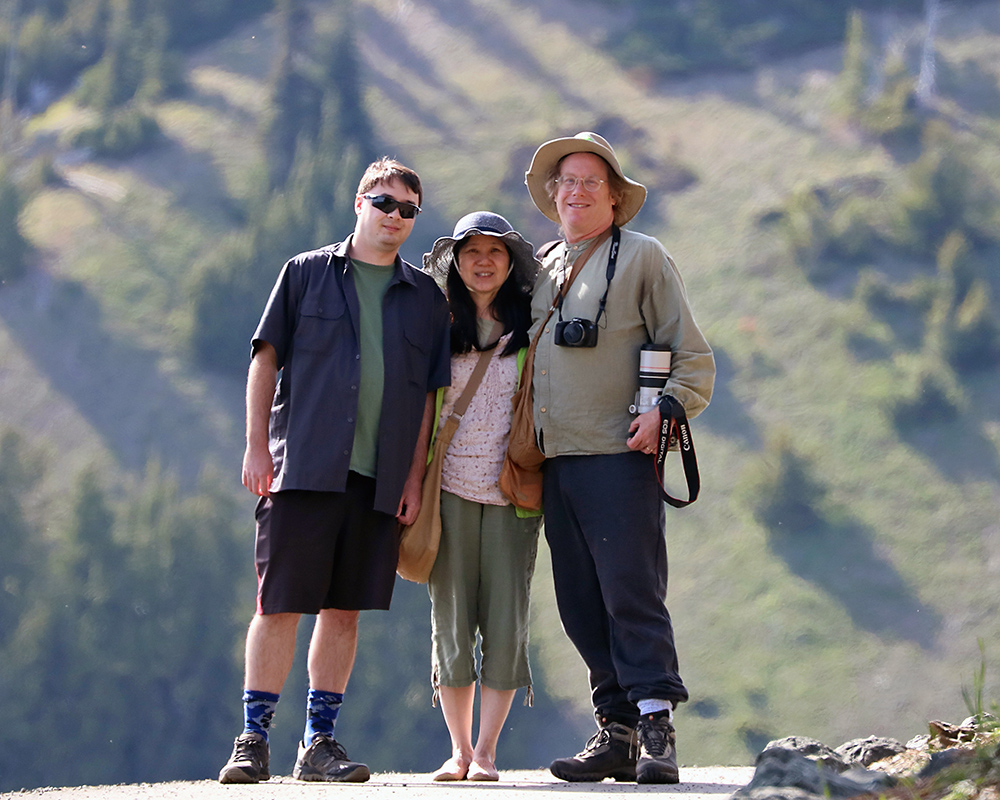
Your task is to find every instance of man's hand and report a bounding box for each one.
[396,474,422,525]
[242,442,274,497]
[397,392,436,525]
[243,342,278,497]
[627,407,661,455]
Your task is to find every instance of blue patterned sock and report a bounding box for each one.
[242,689,280,740]
[304,689,344,745]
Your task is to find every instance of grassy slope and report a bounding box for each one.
[350,0,1000,762]
[3,0,999,769]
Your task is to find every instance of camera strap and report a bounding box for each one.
[512,232,613,430]
[653,395,700,508]
[534,227,611,340]
[557,226,620,324]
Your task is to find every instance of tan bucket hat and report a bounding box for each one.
[524,131,647,225]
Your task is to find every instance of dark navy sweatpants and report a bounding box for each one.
[543,451,688,725]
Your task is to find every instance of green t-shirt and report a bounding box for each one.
[349,258,395,478]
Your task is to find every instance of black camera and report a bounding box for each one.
[554,317,599,347]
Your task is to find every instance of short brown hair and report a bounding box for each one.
[544,154,629,226]
[357,157,423,206]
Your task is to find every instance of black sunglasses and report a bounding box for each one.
[363,194,421,219]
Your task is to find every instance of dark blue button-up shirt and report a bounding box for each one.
[251,235,451,515]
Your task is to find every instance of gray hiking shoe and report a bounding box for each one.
[293,733,371,782]
[550,720,638,782]
[636,711,679,784]
[218,731,270,784]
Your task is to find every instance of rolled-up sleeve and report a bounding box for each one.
[641,248,715,419]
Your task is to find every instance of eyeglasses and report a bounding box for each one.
[552,176,607,193]
[363,194,421,219]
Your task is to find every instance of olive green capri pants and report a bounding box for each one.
[428,491,541,693]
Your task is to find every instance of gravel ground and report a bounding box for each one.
[2,767,758,799]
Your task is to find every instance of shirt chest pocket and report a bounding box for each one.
[295,295,349,353]
[399,311,431,386]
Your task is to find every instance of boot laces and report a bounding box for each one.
[639,718,672,758]
[578,727,611,756]
[233,734,265,764]
[310,734,349,767]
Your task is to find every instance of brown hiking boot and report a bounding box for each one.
[550,720,638,782]
[218,732,270,784]
[636,711,679,784]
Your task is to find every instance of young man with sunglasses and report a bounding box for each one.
[219,158,450,785]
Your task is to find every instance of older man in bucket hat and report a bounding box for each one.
[524,132,715,784]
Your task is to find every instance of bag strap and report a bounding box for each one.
[537,239,562,259]
[450,320,503,420]
[653,396,700,508]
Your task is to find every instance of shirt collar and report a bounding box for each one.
[332,234,416,286]
[563,234,601,268]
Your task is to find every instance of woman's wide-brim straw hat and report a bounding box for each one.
[524,131,647,225]
[423,211,540,293]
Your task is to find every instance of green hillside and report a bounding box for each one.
[2,0,1000,790]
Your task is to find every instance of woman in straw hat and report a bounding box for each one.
[523,132,715,784]
[420,211,542,782]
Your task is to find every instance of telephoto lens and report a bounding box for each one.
[629,344,672,414]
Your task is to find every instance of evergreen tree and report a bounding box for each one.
[11,1,108,99]
[134,1,182,101]
[0,467,124,790]
[108,463,246,782]
[862,46,921,143]
[937,229,976,300]
[835,10,873,117]
[260,0,320,188]
[320,18,375,155]
[0,160,28,281]
[895,122,990,253]
[75,0,141,111]
[0,431,43,649]
[927,232,1000,373]
[949,278,1000,372]
[0,432,49,793]
[782,184,831,279]
[1,463,248,790]
[5,0,268,105]
[188,0,376,375]
[890,361,961,429]
[186,232,263,373]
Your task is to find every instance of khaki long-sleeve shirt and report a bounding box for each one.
[529,227,715,457]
